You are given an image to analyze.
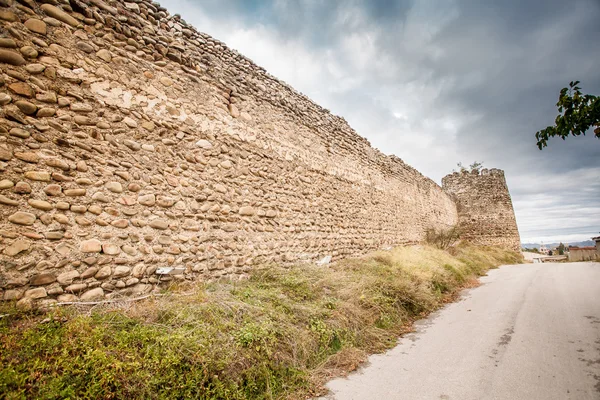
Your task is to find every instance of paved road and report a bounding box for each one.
[322,262,600,400]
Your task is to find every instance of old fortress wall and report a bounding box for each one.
[442,169,521,251]
[0,0,518,307]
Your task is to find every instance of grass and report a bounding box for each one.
[0,244,522,399]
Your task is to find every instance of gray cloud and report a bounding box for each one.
[161,0,600,243]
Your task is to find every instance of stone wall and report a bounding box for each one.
[442,169,521,251]
[0,0,460,308]
[567,247,597,262]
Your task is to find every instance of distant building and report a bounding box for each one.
[568,246,598,262]
[539,243,549,255]
[593,236,600,255]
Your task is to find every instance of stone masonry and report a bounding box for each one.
[0,0,518,308]
[442,169,521,251]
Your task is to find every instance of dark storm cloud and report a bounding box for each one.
[362,0,413,19]
[424,0,600,170]
[161,0,600,242]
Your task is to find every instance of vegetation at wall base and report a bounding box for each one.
[0,245,522,400]
[425,226,461,250]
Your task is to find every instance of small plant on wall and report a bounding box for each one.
[453,161,484,173]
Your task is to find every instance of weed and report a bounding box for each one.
[425,226,461,250]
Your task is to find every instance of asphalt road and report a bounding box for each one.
[322,262,600,400]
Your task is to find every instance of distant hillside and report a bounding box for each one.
[522,240,595,249]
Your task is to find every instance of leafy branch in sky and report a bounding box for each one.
[535,81,600,149]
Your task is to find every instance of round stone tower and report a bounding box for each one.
[442,169,521,251]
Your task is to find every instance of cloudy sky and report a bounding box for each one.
[160,0,600,244]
